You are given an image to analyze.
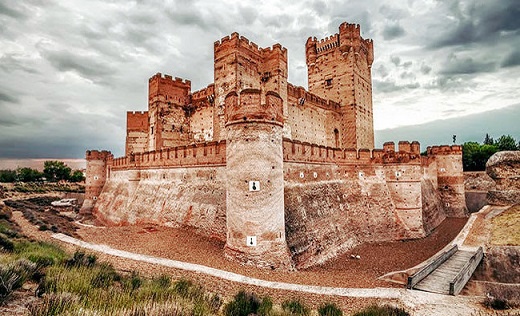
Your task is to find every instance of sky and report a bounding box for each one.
[0,0,519,159]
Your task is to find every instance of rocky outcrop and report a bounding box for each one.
[486,151,520,205]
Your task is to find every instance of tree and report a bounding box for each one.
[16,167,43,182]
[462,142,498,171]
[483,133,494,145]
[43,161,72,182]
[69,170,85,183]
[0,170,17,183]
[495,135,518,151]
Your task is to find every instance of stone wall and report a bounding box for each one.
[93,167,227,240]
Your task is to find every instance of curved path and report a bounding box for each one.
[52,232,401,299]
[51,232,483,315]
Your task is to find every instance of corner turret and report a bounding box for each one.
[81,150,113,217]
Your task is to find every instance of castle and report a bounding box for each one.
[83,23,467,270]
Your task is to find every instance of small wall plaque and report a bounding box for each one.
[247,236,257,246]
[249,181,260,191]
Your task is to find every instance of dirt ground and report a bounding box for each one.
[75,217,468,289]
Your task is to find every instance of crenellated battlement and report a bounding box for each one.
[287,83,342,112]
[427,145,463,156]
[86,150,113,161]
[225,89,284,125]
[214,32,287,57]
[148,72,191,86]
[111,141,226,171]
[283,139,422,165]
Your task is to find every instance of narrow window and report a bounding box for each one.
[334,128,339,148]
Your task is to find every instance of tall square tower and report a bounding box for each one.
[306,23,374,149]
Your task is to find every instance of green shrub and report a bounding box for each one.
[174,277,194,298]
[152,274,171,289]
[258,296,273,316]
[130,271,143,292]
[38,224,49,231]
[65,250,97,268]
[224,290,260,316]
[353,305,409,316]
[0,232,14,251]
[318,302,343,316]
[0,220,18,238]
[0,259,37,304]
[282,298,310,316]
[90,262,120,288]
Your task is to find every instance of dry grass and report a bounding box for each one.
[491,204,520,246]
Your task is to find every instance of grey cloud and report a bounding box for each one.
[311,0,328,15]
[420,64,432,74]
[379,4,408,21]
[238,5,259,25]
[501,49,520,68]
[382,23,406,40]
[430,0,520,48]
[375,65,389,78]
[402,61,412,68]
[42,50,116,84]
[390,56,400,66]
[0,2,27,19]
[400,72,415,80]
[0,55,40,74]
[0,91,19,103]
[439,55,496,75]
[373,79,419,93]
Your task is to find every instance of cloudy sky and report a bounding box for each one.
[0,0,519,158]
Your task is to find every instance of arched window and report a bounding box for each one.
[334,128,339,148]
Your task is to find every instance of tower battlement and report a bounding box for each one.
[86,150,113,161]
[214,33,287,57]
[427,145,463,156]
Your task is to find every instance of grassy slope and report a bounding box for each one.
[491,205,520,246]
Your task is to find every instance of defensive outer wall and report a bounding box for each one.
[83,23,467,270]
[84,142,466,270]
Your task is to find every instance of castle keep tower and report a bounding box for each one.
[306,23,374,149]
[213,33,288,142]
[148,73,192,151]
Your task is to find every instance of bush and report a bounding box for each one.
[90,262,120,288]
[65,250,97,268]
[352,305,409,316]
[224,290,260,316]
[282,299,310,316]
[0,259,37,304]
[319,303,343,316]
[152,274,171,289]
[0,232,14,251]
[258,296,273,316]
